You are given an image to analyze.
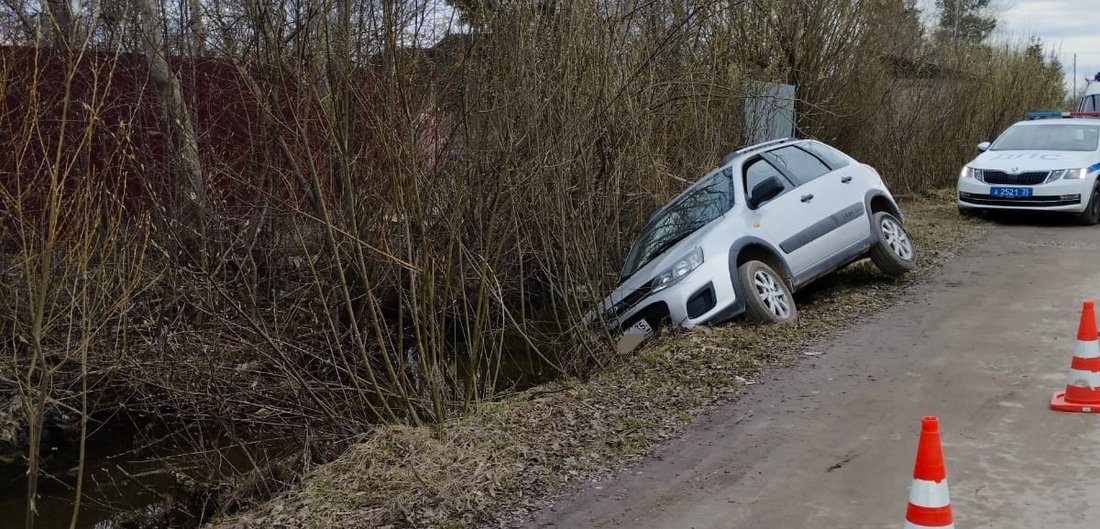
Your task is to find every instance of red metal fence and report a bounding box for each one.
[0,46,440,241]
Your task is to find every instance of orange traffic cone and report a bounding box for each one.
[904,416,954,529]
[1051,300,1100,413]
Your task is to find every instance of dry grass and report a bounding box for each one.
[209,190,987,529]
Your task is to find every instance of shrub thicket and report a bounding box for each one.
[0,1,1066,525]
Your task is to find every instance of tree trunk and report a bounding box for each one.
[44,0,72,48]
[187,0,206,55]
[133,0,207,262]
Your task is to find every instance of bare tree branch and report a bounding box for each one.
[1,0,37,39]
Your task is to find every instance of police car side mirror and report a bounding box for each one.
[977,141,991,152]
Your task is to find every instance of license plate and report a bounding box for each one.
[628,318,653,335]
[990,187,1032,198]
[616,319,654,355]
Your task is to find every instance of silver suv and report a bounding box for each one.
[600,138,915,339]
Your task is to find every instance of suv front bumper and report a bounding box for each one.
[605,259,743,331]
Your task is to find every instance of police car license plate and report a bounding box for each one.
[990,187,1032,198]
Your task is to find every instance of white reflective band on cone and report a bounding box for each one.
[908,479,951,508]
[1075,338,1100,359]
[1067,368,1100,389]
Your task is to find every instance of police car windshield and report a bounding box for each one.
[991,124,1100,152]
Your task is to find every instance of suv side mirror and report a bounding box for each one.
[977,141,991,152]
[748,176,785,209]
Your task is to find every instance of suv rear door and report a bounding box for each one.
[763,144,871,274]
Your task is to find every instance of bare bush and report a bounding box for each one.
[0,0,1067,526]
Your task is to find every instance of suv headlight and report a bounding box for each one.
[650,247,704,293]
[1048,168,1088,181]
[959,166,982,181]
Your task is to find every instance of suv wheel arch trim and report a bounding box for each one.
[865,189,902,225]
[866,189,902,241]
[726,237,794,316]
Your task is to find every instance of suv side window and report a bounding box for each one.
[743,157,793,207]
[768,146,831,185]
[800,142,852,171]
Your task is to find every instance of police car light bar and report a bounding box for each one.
[1026,111,1100,120]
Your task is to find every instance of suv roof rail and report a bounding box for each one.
[721,137,796,165]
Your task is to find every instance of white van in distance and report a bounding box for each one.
[1077,73,1100,112]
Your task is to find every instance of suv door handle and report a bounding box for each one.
[841,176,853,183]
[800,194,814,203]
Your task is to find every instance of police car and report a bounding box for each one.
[957,112,1100,225]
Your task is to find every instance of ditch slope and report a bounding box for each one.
[212,192,989,529]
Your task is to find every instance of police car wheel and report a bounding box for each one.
[870,212,916,277]
[1078,187,1100,226]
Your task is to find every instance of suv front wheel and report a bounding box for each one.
[738,260,797,324]
[870,211,916,277]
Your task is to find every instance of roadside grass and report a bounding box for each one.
[211,190,986,529]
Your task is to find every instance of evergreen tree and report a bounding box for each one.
[936,0,996,44]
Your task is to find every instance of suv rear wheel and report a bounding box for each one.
[738,260,797,324]
[870,211,915,277]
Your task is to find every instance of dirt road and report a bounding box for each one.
[528,221,1100,529]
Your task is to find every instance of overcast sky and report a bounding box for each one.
[995,0,1099,95]
[919,0,1100,95]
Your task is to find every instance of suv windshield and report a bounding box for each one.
[991,124,1100,152]
[621,168,733,279]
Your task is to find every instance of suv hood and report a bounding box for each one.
[600,223,718,314]
[972,150,1100,171]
